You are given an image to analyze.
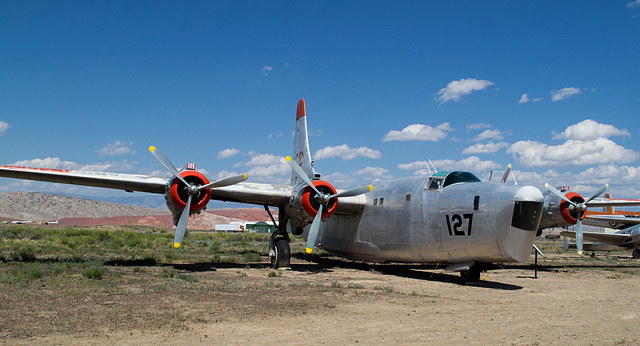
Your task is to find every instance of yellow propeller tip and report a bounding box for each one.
[285,156,292,162]
[544,183,549,188]
[149,146,156,152]
[244,174,248,180]
[305,248,313,254]
[368,185,374,192]
[174,242,181,248]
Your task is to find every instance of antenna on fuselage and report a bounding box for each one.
[428,159,438,174]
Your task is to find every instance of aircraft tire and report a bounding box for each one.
[460,267,481,283]
[633,248,640,259]
[271,238,290,269]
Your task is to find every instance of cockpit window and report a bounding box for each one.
[443,171,481,187]
[426,171,481,190]
[427,178,443,190]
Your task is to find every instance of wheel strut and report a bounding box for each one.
[265,205,291,268]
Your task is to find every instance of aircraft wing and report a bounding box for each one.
[560,230,632,246]
[0,165,368,214]
[210,182,367,214]
[587,198,640,207]
[585,214,640,225]
[0,165,168,194]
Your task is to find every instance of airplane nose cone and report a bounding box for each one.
[512,186,544,231]
[514,185,544,202]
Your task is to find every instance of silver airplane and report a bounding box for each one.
[560,224,640,259]
[537,185,640,254]
[0,99,547,282]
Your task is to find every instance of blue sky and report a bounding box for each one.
[2,1,640,202]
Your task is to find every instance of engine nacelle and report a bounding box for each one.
[164,170,211,224]
[559,192,585,225]
[539,191,585,230]
[286,180,338,231]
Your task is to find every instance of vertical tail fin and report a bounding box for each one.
[604,193,615,214]
[291,99,316,186]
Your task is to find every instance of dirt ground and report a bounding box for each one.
[4,253,640,345]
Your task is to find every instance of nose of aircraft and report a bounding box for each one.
[511,185,544,231]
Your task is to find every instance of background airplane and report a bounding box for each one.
[561,224,640,259]
[533,184,640,254]
[0,99,549,282]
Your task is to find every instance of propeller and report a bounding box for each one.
[285,156,373,253]
[545,183,608,255]
[150,146,248,248]
[500,164,511,183]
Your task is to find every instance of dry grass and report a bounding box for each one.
[1,225,638,342]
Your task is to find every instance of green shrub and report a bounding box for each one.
[83,267,104,280]
[10,246,36,261]
[242,252,261,262]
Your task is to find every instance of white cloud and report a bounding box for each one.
[432,156,501,173]
[507,138,639,168]
[245,163,290,178]
[0,121,9,135]
[217,148,240,159]
[552,119,630,140]
[435,78,495,103]
[98,141,135,157]
[462,142,510,154]
[399,157,500,176]
[551,87,581,102]
[383,123,453,142]
[518,94,543,103]
[9,157,136,172]
[226,152,290,183]
[519,93,530,104]
[353,166,393,182]
[10,157,76,169]
[314,144,381,161]
[627,0,640,8]
[355,166,391,177]
[398,161,430,171]
[472,129,503,142]
[244,153,283,166]
[466,123,491,131]
[261,65,272,76]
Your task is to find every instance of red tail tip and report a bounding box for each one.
[296,98,306,120]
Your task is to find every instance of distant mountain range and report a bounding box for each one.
[0,191,272,228]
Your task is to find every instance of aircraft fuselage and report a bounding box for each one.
[316,174,544,265]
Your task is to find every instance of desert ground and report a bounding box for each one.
[2,236,639,345]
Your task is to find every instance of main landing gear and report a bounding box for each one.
[459,266,481,283]
[265,205,291,269]
[633,248,640,260]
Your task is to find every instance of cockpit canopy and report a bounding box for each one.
[426,171,481,190]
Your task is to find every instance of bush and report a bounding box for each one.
[10,246,36,261]
[83,267,104,280]
[242,252,262,262]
